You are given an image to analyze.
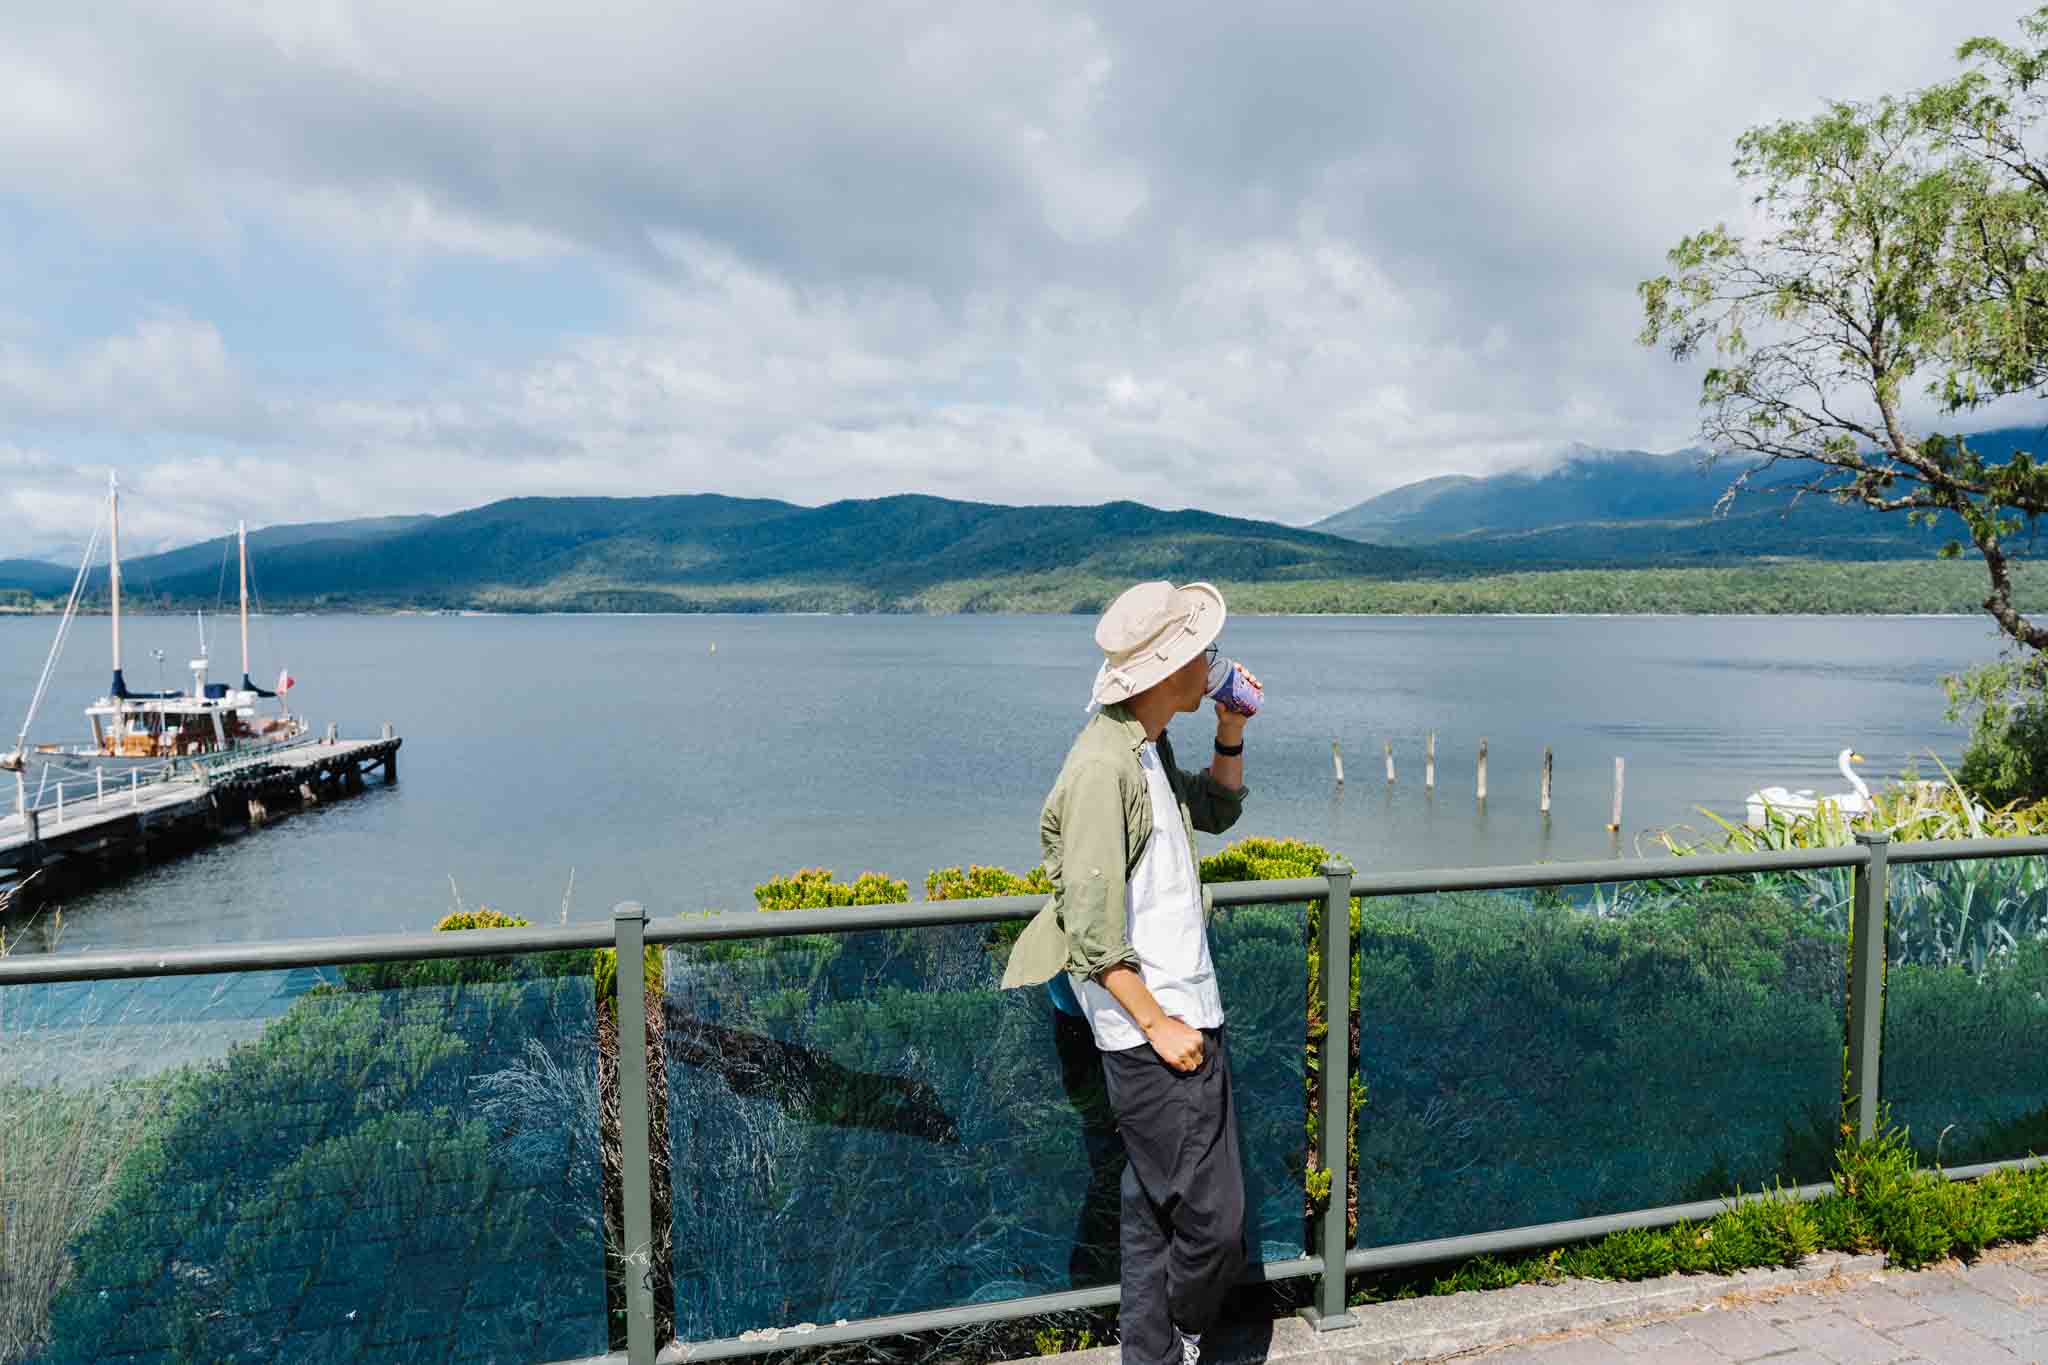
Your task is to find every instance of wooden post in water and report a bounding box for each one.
[1384,740,1394,784]
[1425,731,1437,792]
[1331,741,1345,786]
[1476,739,1488,803]
[1607,757,1625,832]
[1541,746,1554,815]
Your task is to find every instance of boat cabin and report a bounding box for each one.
[85,690,293,759]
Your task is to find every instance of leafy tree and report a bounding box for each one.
[1639,7,2048,653]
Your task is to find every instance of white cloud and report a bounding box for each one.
[0,319,257,435]
[0,0,2045,556]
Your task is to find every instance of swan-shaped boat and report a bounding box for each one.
[1745,748,1870,828]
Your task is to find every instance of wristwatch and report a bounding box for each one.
[1214,737,1244,756]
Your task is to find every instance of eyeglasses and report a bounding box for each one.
[1203,643,1220,667]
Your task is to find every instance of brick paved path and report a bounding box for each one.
[1473,1242,2048,1363]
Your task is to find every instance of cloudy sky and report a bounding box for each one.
[4,1,2047,557]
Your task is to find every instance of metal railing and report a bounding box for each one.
[12,732,327,813]
[5,834,2048,1365]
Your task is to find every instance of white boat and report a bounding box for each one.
[1745,748,1872,828]
[4,475,309,808]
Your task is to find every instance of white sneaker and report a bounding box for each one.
[1177,1331,1201,1365]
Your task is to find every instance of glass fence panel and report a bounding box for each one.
[666,900,1310,1343]
[1353,871,1848,1248]
[1881,854,2048,1166]
[1,951,607,1365]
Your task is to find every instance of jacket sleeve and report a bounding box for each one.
[1174,762,1250,835]
[1055,760,1140,977]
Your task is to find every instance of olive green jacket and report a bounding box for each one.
[1000,702,1250,990]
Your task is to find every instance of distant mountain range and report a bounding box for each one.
[0,494,1419,612]
[0,559,74,595]
[4,423,2043,612]
[1313,425,2048,565]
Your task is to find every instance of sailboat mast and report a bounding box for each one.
[238,520,249,681]
[109,473,123,692]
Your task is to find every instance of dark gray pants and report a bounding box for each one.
[1098,1026,1247,1365]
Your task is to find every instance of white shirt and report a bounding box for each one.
[1077,740,1226,1051]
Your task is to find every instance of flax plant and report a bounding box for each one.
[1656,766,2048,971]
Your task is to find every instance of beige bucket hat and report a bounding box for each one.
[1089,580,1226,707]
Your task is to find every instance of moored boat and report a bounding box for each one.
[4,475,309,803]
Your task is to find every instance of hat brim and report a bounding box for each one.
[1089,581,1226,706]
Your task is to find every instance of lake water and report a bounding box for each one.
[0,611,2007,955]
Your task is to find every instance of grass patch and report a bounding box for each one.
[0,1079,162,1363]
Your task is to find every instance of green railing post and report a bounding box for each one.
[614,901,658,1365]
[1301,860,1357,1331]
[1847,832,1890,1144]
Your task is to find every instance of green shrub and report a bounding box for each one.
[1349,876,1846,1249]
[1949,657,2048,807]
[432,907,529,931]
[926,865,1053,900]
[1564,1226,1676,1280]
[1980,1163,2048,1241]
[1032,1325,1095,1355]
[1699,1191,1821,1270]
[1429,1251,1562,1295]
[340,906,597,991]
[755,867,911,909]
[928,866,1052,951]
[40,958,607,1362]
[1831,1123,2006,1269]
[1826,1122,2048,1268]
[37,900,606,1358]
[1807,1192,1865,1250]
[1881,941,2048,1164]
[1199,836,1332,884]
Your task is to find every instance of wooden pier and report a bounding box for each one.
[0,735,400,908]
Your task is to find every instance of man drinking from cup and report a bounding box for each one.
[1004,579,1262,1365]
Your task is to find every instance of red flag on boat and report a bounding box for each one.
[277,669,295,693]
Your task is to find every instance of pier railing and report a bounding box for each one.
[4,834,2047,1365]
[8,733,328,821]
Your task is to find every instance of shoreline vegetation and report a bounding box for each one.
[4,559,2048,618]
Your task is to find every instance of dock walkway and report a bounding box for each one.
[0,736,400,895]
